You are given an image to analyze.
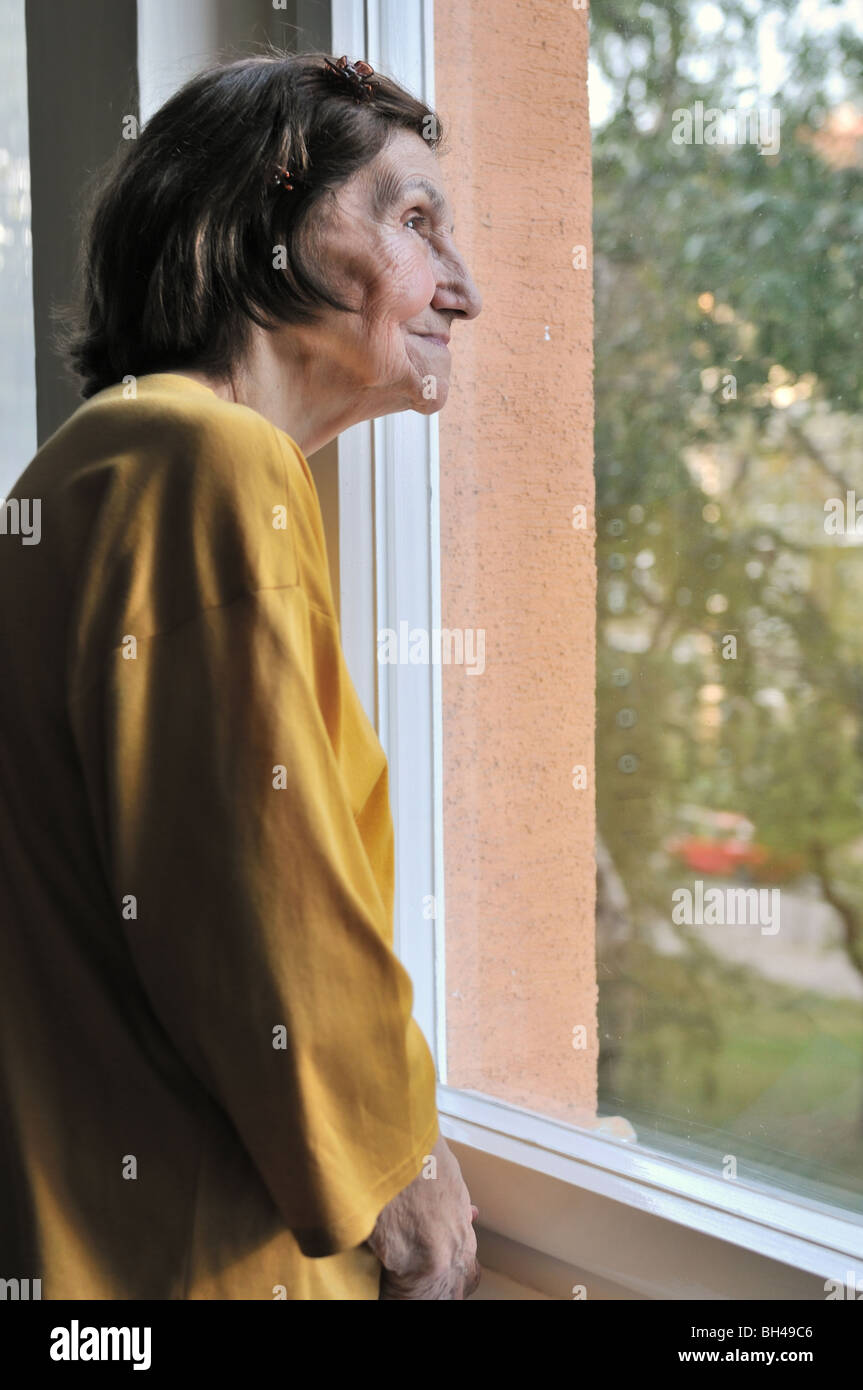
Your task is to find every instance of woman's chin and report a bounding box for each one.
[414,392,447,416]
[408,370,450,415]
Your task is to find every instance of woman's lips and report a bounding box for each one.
[413,333,450,349]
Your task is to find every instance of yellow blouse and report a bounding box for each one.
[0,373,438,1299]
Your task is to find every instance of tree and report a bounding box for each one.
[591,0,863,1147]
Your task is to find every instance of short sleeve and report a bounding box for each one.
[68,577,439,1257]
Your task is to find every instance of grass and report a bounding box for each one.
[598,941,863,1212]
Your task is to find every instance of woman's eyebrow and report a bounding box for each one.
[401,176,448,218]
[373,170,453,231]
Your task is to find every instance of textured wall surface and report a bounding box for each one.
[434,0,597,1121]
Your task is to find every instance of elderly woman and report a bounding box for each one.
[0,51,481,1301]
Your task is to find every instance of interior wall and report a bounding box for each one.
[25,0,340,612]
[26,0,139,445]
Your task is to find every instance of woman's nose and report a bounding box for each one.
[432,246,482,321]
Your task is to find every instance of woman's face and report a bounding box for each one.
[300,129,482,414]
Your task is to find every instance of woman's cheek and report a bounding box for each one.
[381,240,436,322]
[407,250,437,316]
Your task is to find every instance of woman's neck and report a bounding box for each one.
[175,327,369,456]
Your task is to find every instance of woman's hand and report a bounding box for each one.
[367,1134,481,1299]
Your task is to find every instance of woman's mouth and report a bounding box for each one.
[414,333,450,350]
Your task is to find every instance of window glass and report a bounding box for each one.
[592,0,863,1214]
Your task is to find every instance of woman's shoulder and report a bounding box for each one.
[24,372,316,566]
[52,373,299,501]
[19,374,317,637]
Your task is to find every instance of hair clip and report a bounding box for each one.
[323,55,378,102]
[272,165,298,191]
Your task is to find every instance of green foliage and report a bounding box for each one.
[593,0,863,1190]
[599,940,863,1201]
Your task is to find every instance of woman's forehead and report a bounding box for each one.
[367,138,452,222]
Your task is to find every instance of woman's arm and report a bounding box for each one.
[70,580,440,1257]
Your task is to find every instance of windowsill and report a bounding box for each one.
[468,1265,550,1301]
[438,1084,862,1300]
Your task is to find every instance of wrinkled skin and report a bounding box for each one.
[366,1135,481,1300]
[181,128,482,456]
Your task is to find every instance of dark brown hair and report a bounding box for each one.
[63,49,443,398]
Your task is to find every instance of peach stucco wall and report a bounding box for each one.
[434,0,597,1122]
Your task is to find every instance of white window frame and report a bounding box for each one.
[331,0,444,1072]
[332,0,863,1298]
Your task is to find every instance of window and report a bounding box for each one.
[342,0,863,1293]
